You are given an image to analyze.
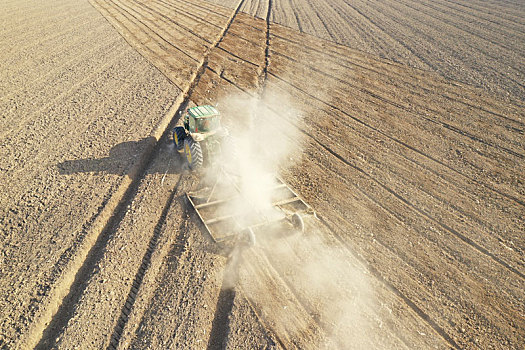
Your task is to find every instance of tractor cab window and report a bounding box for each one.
[195,116,219,133]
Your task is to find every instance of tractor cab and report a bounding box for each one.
[184,105,221,137]
[174,105,230,169]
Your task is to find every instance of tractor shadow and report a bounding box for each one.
[57,137,184,176]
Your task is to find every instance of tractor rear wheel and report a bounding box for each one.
[291,213,304,233]
[173,126,185,151]
[184,137,203,169]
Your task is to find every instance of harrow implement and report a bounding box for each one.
[186,171,313,246]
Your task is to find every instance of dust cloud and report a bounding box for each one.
[209,90,378,348]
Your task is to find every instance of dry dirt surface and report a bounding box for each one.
[206,0,525,102]
[1,0,524,349]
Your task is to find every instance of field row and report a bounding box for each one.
[207,0,525,101]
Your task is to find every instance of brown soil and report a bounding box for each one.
[206,0,525,102]
[1,0,523,349]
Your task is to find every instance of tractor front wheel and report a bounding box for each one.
[184,137,203,169]
[173,126,185,151]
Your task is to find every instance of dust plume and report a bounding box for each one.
[208,89,378,348]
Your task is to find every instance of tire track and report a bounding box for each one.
[206,249,239,350]
[200,1,270,345]
[24,107,180,349]
[107,175,184,349]
[56,0,245,348]
[238,294,287,348]
[22,0,248,343]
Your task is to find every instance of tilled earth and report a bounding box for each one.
[1,0,523,349]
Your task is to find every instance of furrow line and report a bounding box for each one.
[201,52,524,279]
[107,175,184,349]
[0,2,84,36]
[24,0,248,345]
[91,0,187,90]
[321,0,408,64]
[272,47,524,142]
[257,240,410,349]
[364,0,525,93]
[243,249,326,347]
[401,0,525,53]
[306,150,516,347]
[206,65,523,264]
[108,0,200,63]
[421,0,525,37]
[131,0,214,44]
[249,6,432,345]
[216,46,260,67]
[114,0,247,347]
[367,0,525,84]
[0,19,108,96]
[0,45,129,149]
[304,106,521,260]
[239,293,287,349]
[316,213,461,349]
[271,32,525,124]
[91,0,189,89]
[206,284,237,349]
[290,115,525,280]
[261,0,272,87]
[439,0,525,28]
[0,24,118,111]
[154,0,227,29]
[267,71,525,207]
[160,0,231,19]
[25,105,179,349]
[336,0,434,71]
[0,11,91,54]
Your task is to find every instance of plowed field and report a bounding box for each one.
[1,0,523,349]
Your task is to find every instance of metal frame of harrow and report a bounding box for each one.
[186,175,311,244]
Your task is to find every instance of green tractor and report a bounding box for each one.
[173,105,230,169]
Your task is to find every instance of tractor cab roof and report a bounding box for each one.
[188,105,220,119]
